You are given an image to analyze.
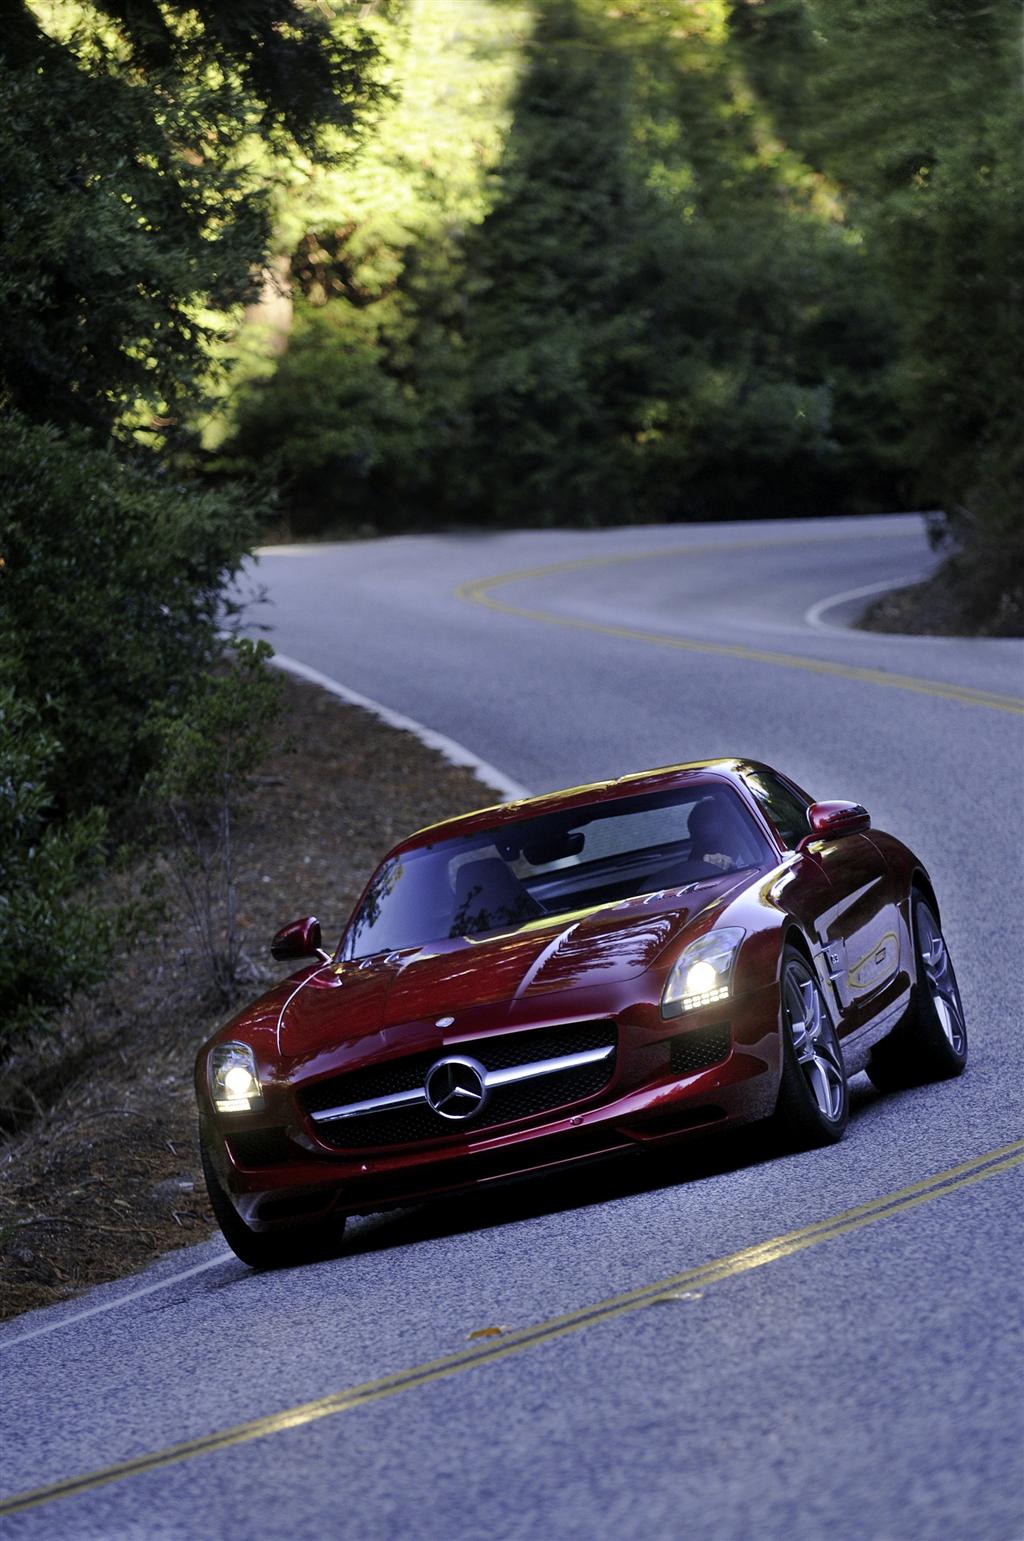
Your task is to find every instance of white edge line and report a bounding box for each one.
[0,1252,233,1352]
[0,656,527,1347]
[270,653,531,803]
[804,574,924,634]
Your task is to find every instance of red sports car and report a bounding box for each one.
[197,759,967,1266]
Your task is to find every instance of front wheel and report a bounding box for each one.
[867,894,967,1092]
[772,946,849,1148]
[200,1141,345,1269]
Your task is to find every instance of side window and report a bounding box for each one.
[742,769,812,849]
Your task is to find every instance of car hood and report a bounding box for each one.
[278,874,747,1058]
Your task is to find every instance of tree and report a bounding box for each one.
[0,1,381,438]
[0,6,383,1044]
[757,0,1024,629]
[224,0,906,531]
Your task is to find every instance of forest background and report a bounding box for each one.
[1,0,1021,1049]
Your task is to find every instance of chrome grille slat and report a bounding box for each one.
[311,1085,430,1122]
[481,1044,612,1088]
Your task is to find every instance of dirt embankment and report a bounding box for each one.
[0,676,496,1322]
[858,565,1024,638]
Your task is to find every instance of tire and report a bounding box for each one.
[772,945,849,1148]
[867,893,967,1092]
[200,1140,345,1269]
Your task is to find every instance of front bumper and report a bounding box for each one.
[200,982,782,1232]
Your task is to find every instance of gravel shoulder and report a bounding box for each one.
[0,673,494,1322]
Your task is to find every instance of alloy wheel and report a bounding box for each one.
[917,904,967,1056]
[784,965,845,1122]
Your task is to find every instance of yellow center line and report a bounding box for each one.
[3,1139,1022,1519]
[453,541,1024,715]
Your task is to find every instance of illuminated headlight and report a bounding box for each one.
[662,929,745,1018]
[209,1043,264,1113]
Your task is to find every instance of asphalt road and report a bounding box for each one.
[3,514,1023,1540]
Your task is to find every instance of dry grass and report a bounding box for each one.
[0,676,495,1322]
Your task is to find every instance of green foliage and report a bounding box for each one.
[0,53,259,438]
[898,98,1024,632]
[1,1,381,438]
[216,0,532,527]
[226,298,433,532]
[746,0,1024,628]
[0,4,384,1047]
[147,639,284,1002]
[223,0,906,529]
[0,688,112,1045]
[452,0,901,523]
[218,0,1020,620]
[0,412,259,817]
[5,1,379,150]
[148,639,283,810]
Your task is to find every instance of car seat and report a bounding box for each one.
[450,857,543,937]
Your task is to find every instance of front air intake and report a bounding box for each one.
[669,1023,731,1075]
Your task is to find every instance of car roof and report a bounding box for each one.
[392,758,766,856]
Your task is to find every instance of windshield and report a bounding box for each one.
[343,782,771,960]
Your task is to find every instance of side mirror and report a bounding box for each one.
[800,801,871,846]
[271,915,326,962]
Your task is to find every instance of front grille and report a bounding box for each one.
[300,1020,617,1150]
[329,1058,617,1149]
[669,1023,731,1075]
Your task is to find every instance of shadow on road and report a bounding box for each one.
[339,1075,886,1260]
[185,1077,888,1292]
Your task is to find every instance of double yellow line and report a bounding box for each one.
[455,542,1024,715]
[4,1138,1021,1519]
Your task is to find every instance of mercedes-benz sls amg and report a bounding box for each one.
[196,759,967,1266]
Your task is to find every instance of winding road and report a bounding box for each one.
[3,514,1022,1540]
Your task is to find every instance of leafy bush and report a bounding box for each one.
[146,639,284,1003]
[0,689,112,1046]
[0,413,259,817]
[450,3,900,526]
[225,299,435,534]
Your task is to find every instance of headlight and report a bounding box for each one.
[662,929,745,1018]
[209,1043,264,1113]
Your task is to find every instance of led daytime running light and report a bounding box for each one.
[662,928,744,1018]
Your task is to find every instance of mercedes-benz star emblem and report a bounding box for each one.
[424,1056,488,1121]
